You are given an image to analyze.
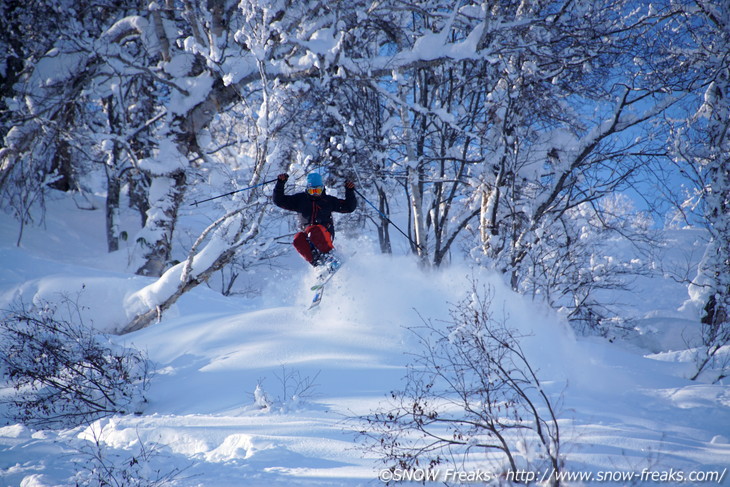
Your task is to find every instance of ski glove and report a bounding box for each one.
[345,180,355,189]
[278,173,289,182]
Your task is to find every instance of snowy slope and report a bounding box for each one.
[1,194,729,486]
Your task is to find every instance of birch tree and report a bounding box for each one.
[1,0,141,245]
[461,0,684,327]
[669,1,730,381]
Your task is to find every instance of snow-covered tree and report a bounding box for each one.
[0,0,706,334]
[311,0,680,283]
[1,0,145,245]
[667,1,730,381]
[519,194,654,334]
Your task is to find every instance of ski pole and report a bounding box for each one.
[354,188,424,252]
[191,178,278,206]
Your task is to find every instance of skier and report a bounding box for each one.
[273,172,357,269]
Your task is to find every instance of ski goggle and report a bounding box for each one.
[307,186,324,196]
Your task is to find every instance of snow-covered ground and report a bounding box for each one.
[1,193,728,486]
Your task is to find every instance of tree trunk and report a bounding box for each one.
[398,85,428,263]
[135,170,187,277]
[376,185,392,254]
[106,171,120,253]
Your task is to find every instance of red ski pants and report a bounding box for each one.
[293,225,334,263]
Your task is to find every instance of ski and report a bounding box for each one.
[307,255,345,309]
[310,264,341,290]
[309,286,325,309]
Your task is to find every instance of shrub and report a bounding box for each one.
[361,282,563,485]
[0,298,150,428]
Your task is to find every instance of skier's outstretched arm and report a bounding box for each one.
[273,173,298,210]
[334,180,357,213]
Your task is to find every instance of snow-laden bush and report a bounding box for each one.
[73,422,188,487]
[360,282,563,485]
[250,366,321,413]
[0,297,150,428]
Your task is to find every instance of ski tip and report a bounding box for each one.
[308,289,324,310]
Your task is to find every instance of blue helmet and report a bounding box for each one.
[307,172,323,188]
[306,173,324,196]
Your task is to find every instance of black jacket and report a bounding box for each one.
[273,180,357,237]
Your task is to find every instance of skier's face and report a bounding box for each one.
[307,186,324,197]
